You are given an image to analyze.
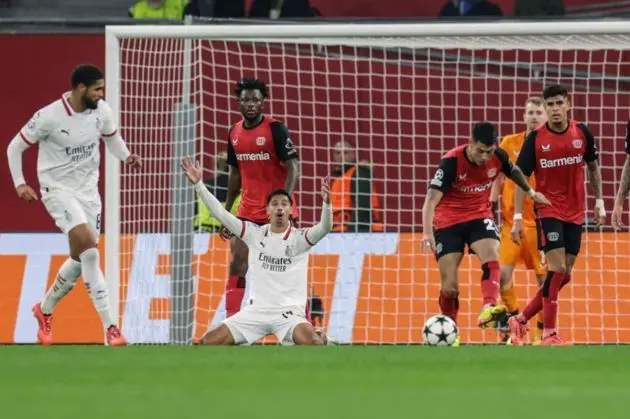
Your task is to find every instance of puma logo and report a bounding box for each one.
[61,129,70,136]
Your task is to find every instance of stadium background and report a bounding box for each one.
[0,0,629,345]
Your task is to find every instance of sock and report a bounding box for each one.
[520,273,550,323]
[80,248,114,329]
[480,261,500,306]
[500,284,519,313]
[439,291,460,323]
[542,271,565,337]
[560,273,572,289]
[41,258,82,315]
[225,275,245,318]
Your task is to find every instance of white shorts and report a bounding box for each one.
[222,306,311,346]
[41,190,102,242]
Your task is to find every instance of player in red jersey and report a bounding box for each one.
[612,120,630,229]
[509,84,606,346]
[422,122,549,342]
[223,77,300,318]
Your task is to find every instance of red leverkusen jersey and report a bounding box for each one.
[516,121,598,225]
[227,116,299,223]
[430,144,513,230]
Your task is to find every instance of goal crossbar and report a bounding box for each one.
[105,20,630,39]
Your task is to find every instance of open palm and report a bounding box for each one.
[181,157,202,184]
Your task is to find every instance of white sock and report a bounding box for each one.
[79,248,115,329]
[41,258,82,315]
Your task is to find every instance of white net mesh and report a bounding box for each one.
[112,31,630,344]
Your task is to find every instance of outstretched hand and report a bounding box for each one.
[181,157,202,184]
[321,176,331,204]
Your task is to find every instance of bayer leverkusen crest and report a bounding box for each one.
[256,136,266,146]
[573,139,583,149]
[487,168,497,178]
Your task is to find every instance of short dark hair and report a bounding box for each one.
[71,64,104,89]
[235,77,269,98]
[543,84,568,99]
[471,122,497,146]
[266,189,292,205]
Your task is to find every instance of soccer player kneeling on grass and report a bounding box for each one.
[181,157,331,346]
[421,122,549,345]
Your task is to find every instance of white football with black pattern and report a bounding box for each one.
[423,314,458,346]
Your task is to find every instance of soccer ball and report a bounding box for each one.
[423,315,458,346]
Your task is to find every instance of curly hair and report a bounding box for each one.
[235,77,269,98]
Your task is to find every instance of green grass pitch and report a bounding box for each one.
[0,346,627,419]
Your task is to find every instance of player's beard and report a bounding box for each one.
[83,95,99,110]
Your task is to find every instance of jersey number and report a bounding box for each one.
[281,310,294,319]
[483,218,498,235]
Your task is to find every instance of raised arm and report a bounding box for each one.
[181,158,243,237]
[303,178,333,247]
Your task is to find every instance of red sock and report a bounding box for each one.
[225,275,245,318]
[560,273,571,289]
[480,261,500,306]
[542,271,565,335]
[521,286,543,323]
[439,291,459,323]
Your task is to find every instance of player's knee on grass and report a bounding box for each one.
[292,323,324,345]
[68,223,98,260]
[229,237,249,277]
[200,324,236,345]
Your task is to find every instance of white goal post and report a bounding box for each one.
[105,21,630,345]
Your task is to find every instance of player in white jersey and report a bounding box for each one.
[6,64,141,346]
[181,157,332,345]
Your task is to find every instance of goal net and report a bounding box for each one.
[105,22,630,345]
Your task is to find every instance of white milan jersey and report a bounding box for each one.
[19,92,117,197]
[239,222,316,311]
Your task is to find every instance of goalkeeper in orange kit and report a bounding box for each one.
[490,97,547,344]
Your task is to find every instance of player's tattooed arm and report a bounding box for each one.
[284,158,300,195]
[612,155,630,228]
[586,160,604,200]
[182,158,243,236]
[616,156,630,202]
[505,165,533,194]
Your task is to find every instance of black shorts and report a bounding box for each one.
[538,217,582,256]
[434,218,499,260]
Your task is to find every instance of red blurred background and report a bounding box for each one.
[1,29,629,233]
